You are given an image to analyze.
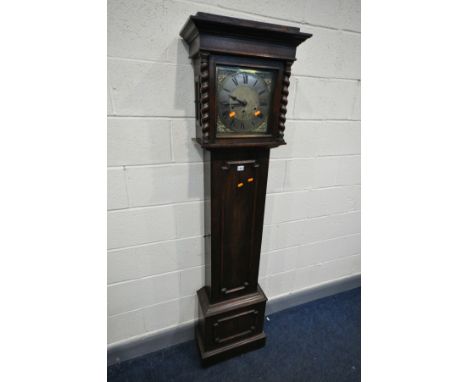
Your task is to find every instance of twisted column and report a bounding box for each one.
[279,61,293,137]
[199,53,210,140]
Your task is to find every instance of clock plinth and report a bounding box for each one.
[180,12,311,365]
[196,285,267,366]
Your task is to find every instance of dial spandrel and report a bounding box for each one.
[216,66,274,135]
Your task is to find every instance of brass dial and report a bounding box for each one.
[216,66,273,134]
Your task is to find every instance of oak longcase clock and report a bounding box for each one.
[180,12,311,366]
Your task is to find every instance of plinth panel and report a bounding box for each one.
[196,285,267,365]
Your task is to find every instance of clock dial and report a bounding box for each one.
[216,66,274,135]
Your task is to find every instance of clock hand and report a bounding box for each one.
[229,95,247,106]
[230,101,245,107]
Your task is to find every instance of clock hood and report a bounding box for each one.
[180,12,312,60]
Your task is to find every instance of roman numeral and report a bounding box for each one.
[232,77,238,86]
[258,89,266,95]
[243,73,248,84]
[253,79,258,87]
[222,87,230,93]
[240,122,245,129]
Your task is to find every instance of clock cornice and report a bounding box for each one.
[180,12,312,60]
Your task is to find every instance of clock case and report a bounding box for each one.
[180,12,311,366]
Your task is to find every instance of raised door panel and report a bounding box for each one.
[210,149,269,302]
[220,160,258,296]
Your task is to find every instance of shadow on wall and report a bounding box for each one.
[178,37,207,300]
[182,42,206,237]
[176,37,204,202]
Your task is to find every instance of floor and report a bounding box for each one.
[108,287,361,382]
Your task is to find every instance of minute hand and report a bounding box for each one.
[229,95,247,106]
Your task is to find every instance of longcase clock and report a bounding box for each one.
[180,12,311,366]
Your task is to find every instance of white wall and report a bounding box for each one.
[108,0,360,345]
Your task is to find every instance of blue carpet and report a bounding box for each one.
[108,287,361,382]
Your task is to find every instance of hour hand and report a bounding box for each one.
[229,95,247,106]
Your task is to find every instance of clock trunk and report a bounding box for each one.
[208,148,269,303]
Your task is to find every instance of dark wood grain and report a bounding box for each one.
[209,148,269,303]
[180,12,311,366]
[196,286,267,366]
[180,12,312,60]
